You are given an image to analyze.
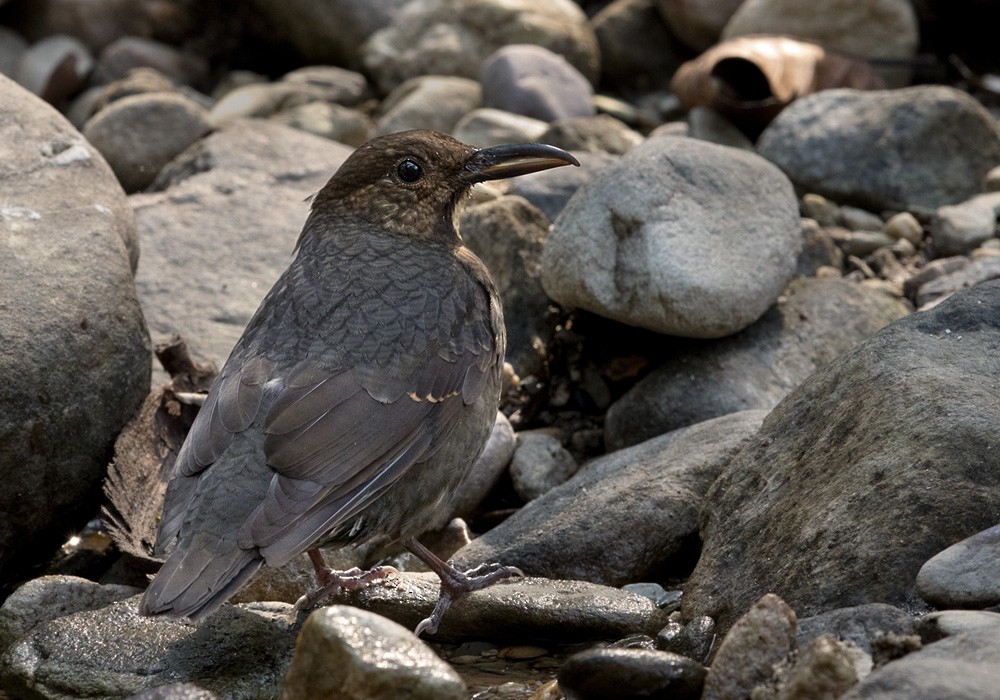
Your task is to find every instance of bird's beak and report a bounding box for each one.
[461,143,580,184]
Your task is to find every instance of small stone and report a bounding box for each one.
[656,615,717,663]
[985,164,1000,192]
[829,228,897,257]
[932,200,997,256]
[701,594,796,700]
[83,91,211,192]
[376,75,481,135]
[452,108,548,148]
[837,205,884,231]
[775,635,864,700]
[538,114,643,155]
[687,107,753,150]
[915,610,1000,644]
[499,644,548,660]
[510,430,579,501]
[801,194,838,227]
[273,101,375,147]
[884,211,923,245]
[558,647,706,700]
[282,606,466,700]
[916,523,1000,608]
[480,44,594,122]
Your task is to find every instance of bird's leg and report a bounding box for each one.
[294,548,399,611]
[405,537,524,637]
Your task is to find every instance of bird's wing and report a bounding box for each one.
[153,355,272,554]
[237,318,494,565]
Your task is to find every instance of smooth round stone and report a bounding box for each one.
[558,647,706,700]
[917,524,1000,608]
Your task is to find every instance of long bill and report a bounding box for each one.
[461,143,580,184]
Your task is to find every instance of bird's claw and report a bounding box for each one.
[295,564,399,611]
[412,562,524,637]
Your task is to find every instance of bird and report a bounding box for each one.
[140,129,579,636]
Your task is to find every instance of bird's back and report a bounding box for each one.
[142,223,503,620]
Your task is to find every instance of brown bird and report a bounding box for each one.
[140,129,579,635]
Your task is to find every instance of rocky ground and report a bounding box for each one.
[1,0,1000,698]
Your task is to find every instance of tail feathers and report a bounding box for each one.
[140,534,263,621]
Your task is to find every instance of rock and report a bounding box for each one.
[839,625,1000,699]
[838,205,885,232]
[901,256,968,301]
[557,647,706,700]
[132,119,353,381]
[376,75,481,135]
[245,0,406,68]
[916,524,1000,608]
[452,108,548,148]
[985,164,1000,192]
[775,635,865,700]
[914,256,1000,308]
[802,193,838,227]
[93,36,208,89]
[932,199,997,256]
[829,227,898,257]
[362,0,599,95]
[884,211,924,246]
[209,81,332,125]
[604,277,909,449]
[507,151,616,223]
[0,595,297,698]
[459,196,554,377]
[797,604,915,656]
[797,219,845,276]
[455,411,767,586]
[542,135,800,338]
[686,107,754,150]
[509,431,579,502]
[325,573,672,641]
[480,44,594,122]
[0,575,139,658]
[273,101,376,147]
[280,65,372,106]
[656,616,717,663]
[538,115,643,155]
[83,91,211,192]
[282,606,466,700]
[701,594,796,700]
[0,26,28,78]
[0,74,150,590]
[592,0,687,95]
[722,0,919,86]
[915,610,1000,644]
[757,86,1000,211]
[128,684,218,699]
[15,34,93,104]
[6,0,156,53]
[682,280,1000,634]
[655,0,744,51]
[449,412,516,519]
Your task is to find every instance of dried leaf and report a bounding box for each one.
[671,35,885,128]
[102,337,217,566]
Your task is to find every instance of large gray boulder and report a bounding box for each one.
[683,279,1000,633]
[604,277,911,449]
[0,74,150,589]
[541,135,801,338]
[757,86,1000,211]
[131,119,352,380]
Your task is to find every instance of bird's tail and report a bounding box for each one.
[140,532,263,620]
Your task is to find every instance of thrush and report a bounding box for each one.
[140,129,579,635]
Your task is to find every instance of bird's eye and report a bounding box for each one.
[397,159,423,183]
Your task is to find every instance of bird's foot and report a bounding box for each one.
[295,563,399,611]
[405,537,523,637]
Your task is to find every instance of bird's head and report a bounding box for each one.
[305,130,579,245]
